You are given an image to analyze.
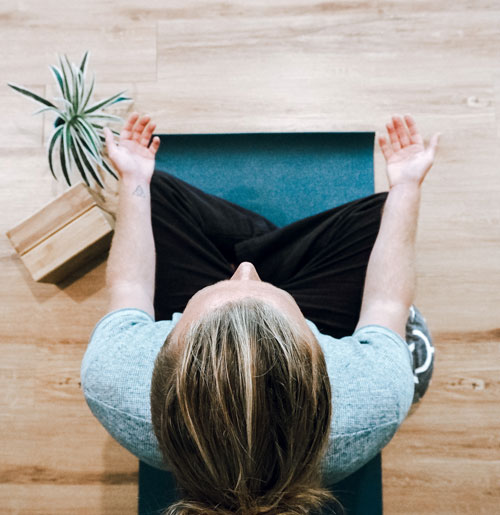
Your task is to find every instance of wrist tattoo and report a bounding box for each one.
[132,185,146,198]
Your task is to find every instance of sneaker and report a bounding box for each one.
[406,305,435,405]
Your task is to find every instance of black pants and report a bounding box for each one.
[150,170,388,339]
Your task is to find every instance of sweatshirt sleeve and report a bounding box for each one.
[80,308,179,470]
[351,323,415,424]
[80,308,177,421]
[315,322,415,484]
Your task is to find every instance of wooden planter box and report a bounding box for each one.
[6,183,115,283]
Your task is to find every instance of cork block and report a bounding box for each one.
[6,183,115,283]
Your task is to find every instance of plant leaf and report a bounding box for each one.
[70,62,81,113]
[76,69,86,114]
[49,66,65,98]
[100,158,120,181]
[91,123,121,136]
[58,54,73,116]
[73,129,104,188]
[107,95,132,105]
[63,54,79,114]
[74,121,99,159]
[60,123,73,186]
[47,125,64,181]
[71,65,80,113]
[79,50,89,76]
[54,96,75,114]
[84,90,128,114]
[7,83,57,108]
[57,55,68,95]
[64,123,75,185]
[71,135,90,186]
[78,136,100,164]
[79,116,103,154]
[81,73,95,112]
[69,129,91,187]
[74,117,102,163]
[75,139,104,188]
[71,128,104,188]
[32,106,64,117]
[78,133,117,183]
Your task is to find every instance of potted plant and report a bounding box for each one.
[7,50,130,188]
[6,51,132,283]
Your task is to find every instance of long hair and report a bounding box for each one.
[150,297,339,514]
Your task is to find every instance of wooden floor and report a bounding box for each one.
[1,1,499,513]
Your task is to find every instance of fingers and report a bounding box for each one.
[131,114,151,143]
[386,115,412,151]
[149,136,161,155]
[104,127,116,156]
[427,132,442,159]
[382,114,422,158]
[120,112,140,141]
[393,116,411,147]
[120,112,152,143]
[404,114,424,145]
[119,112,160,150]
[380,114,442,166]
[140,120,157,147]
[378,135,394,161]
[385,120,402,152]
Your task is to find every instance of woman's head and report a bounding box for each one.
[150,264,336,514]
[167,262,316,350]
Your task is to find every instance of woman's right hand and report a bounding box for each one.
[379,114,442,189]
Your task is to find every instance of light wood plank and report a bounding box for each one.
[0,485,138,514]
[0,19,156,85]
[0,85,45,148]
[383,332,500,514]
[1,1,499,514]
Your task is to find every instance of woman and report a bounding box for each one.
[81,113,439,514]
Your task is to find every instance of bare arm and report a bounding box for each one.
[356,184,421,338]
[106,177,156,316]
[355,114,441,339]
[103,113,161,318]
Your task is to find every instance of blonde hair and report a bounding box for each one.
[150,297,339,514]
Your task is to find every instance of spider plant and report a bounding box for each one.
[7,50,131,188]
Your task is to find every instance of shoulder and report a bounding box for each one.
[83,391,168,471]
[88,307,173,342]
[311,321,414,397]
[307,320,415,482]
[81,308,181,417]
[80,308,180,471]
[311,321,413,368]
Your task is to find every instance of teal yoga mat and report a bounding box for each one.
[153,132,375,227]
[139,131,383,515]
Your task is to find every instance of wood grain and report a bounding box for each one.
[384,330,500,514]
[1,1,499,514]
[6,184,102,254]
[18,205,114,282]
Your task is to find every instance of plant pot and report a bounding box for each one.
[54,116,65,128]
[6,182,115,283]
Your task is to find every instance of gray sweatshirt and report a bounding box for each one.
[81,308,414,485]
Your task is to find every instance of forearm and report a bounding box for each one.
[360,184,421,312]
[105,178,156,301]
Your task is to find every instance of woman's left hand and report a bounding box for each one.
[104,112,161,184]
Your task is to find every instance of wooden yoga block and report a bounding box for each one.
[6,182,115,283]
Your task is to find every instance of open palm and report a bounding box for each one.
[379,115,441,189]
[104,112,160,184]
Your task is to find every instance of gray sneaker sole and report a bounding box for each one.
[406,305,435,405]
